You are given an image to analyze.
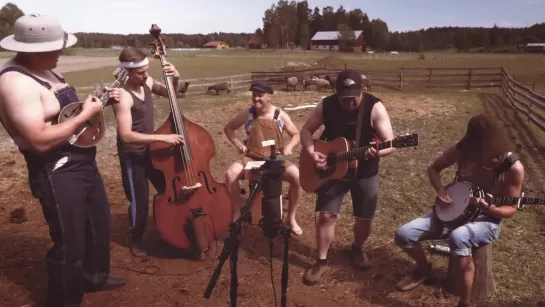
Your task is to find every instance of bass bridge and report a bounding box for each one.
[182,182,202,191]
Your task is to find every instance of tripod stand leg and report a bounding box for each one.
[281,227,290,307]
[203,241,230,299]
[230,236,239,307]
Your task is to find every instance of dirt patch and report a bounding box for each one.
[0,90,543,307]
[275,61,311,71]
[380,93,458,118]
[314,55,347,69]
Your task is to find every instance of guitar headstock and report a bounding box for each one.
[392,133,419,148]
[149,24,167,58]
[113,68,129,85]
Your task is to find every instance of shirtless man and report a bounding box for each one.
[223,80,303,236]
[0,15,126,306]
[299,69,395,285]
[394,114,524,307]
[111,46,184,257]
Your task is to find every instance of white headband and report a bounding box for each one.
[118,57,149,69]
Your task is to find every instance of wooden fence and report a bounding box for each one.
[181,73,252,96]
[250,66,503,91]
[500,68,545,132]
[250,65,545,132]
[88,73,253,98]
[86,65,545,133]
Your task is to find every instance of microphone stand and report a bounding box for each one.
[203,174,262,307]
[257,144,291,307]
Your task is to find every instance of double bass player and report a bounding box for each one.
[111,46,184,257]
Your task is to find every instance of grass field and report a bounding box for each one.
[0,49,544,307]
[1,48,538,93]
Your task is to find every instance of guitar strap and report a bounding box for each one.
[355,94,367,148]
[495,152,520,178]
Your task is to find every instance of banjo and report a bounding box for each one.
[434,180,545,229]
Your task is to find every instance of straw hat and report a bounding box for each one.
[0,14,77,52]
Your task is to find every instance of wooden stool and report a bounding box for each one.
[238,166,263,225]
[444,243,496,299]
[239,165,288,225]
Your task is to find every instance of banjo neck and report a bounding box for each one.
[484,195,545,207]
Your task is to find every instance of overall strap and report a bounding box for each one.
[355,97,367,147]
[49,70,66,83]
[273,108,280,121]
[249,105,257,119]
[0,66,53,90]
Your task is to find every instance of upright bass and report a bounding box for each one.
[148,24,233,251]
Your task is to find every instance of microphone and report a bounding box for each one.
[259,144,285,238]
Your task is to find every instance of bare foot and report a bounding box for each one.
[289,221,303,236]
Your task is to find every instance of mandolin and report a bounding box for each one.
[58,68,128,148]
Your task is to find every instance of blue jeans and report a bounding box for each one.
[394,210,502,257]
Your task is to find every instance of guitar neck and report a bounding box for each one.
[336,140,392,161]
[99,79,122,108]
[486,195,545,206]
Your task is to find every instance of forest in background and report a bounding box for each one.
[0,1,543,52]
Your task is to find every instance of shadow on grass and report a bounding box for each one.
[0,234,50,307]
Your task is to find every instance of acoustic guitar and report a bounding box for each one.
[299,133,419,193]
[58,67,129,148]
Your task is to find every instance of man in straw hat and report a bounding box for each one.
[0,14,127,306]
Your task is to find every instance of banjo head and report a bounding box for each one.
[435,181,474,222]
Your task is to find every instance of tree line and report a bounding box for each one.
[259,0,545,52]
[0,2,543,52]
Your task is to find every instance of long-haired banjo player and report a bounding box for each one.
[393,114,525,307]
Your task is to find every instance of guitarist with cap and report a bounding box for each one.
[299,69,395,285]
[0,14,127,306]
[393,114,524,307]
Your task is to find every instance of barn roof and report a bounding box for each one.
[203,41,227,47]
[311,31,363,41]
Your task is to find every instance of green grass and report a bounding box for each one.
[52,49,545,96]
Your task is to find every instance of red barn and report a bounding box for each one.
[310,30,366,52]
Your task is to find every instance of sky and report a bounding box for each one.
[8,0,545,34]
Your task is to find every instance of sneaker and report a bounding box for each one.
[347,244,371,270]
[396,263,433,291]
[130,240,147,257]
[303,259,328,286]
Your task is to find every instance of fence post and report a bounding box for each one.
[400,67,404,91]
[230,77,234,91]
[533,81,536,92]
[467,68,472,90]
[344,63,347,70]
[427,68,432,89]
[499,68,503,94]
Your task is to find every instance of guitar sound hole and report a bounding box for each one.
[316,165,335,178]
